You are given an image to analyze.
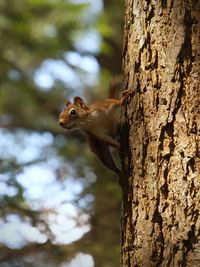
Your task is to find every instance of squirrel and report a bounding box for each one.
[58,96,124,176]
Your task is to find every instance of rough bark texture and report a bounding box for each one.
[121,0,200,266]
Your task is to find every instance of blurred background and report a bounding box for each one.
[0,0,124,266]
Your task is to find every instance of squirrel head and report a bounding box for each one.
[58,96,89,130]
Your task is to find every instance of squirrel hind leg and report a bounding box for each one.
[88,135,120,176]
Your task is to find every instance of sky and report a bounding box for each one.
[0,129,94,247]
[0,0,104,266]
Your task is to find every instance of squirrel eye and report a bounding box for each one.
[69,108,77,116]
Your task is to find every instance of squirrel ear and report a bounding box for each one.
[73,96,88,109]
[65,100,71,106]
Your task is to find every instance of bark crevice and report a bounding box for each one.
[121,1,200,266]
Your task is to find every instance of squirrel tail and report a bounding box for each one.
[108,75,123,99]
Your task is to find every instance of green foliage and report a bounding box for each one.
[0,0,88,131]
[0,0,123,266]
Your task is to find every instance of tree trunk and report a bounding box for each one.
[121,0,200,266]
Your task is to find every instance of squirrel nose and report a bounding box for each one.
[58,119,65,127]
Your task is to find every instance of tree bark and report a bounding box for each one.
[121,0,200,266]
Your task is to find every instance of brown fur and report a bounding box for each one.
[58,96,122,175]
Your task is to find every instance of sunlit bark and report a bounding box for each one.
[121,1,200,266]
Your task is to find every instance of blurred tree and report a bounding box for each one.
[97,0,124,74]
[0,0,85,131]
[0,0,124,266]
